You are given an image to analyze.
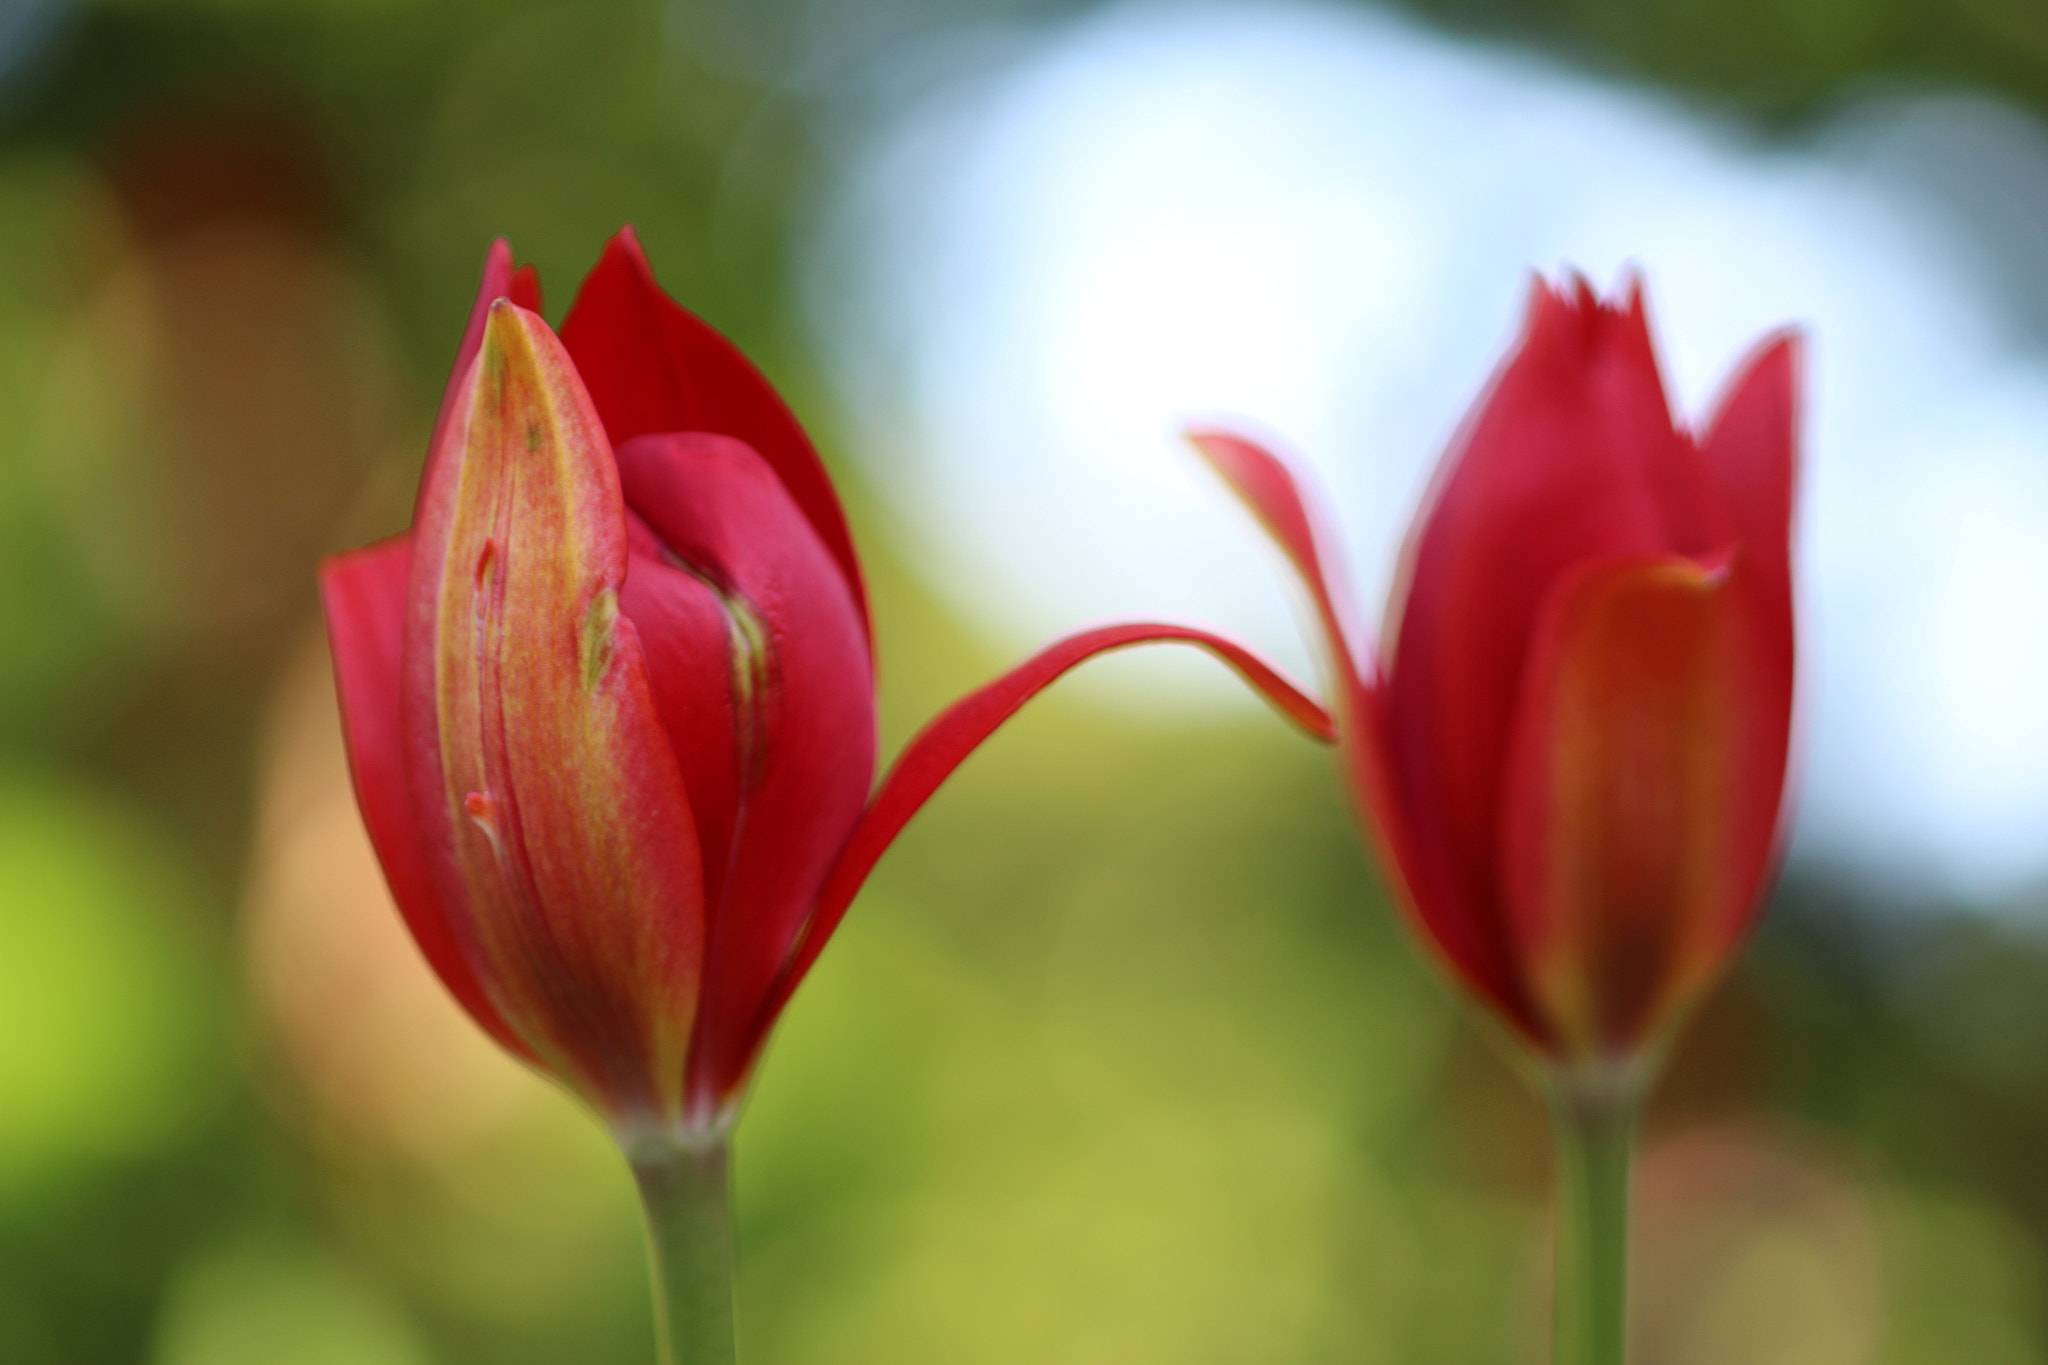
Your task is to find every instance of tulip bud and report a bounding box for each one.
[322,230,1336,1144]
[1193,275,1799,1077]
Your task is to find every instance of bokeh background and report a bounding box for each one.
[2,0,2047,1361]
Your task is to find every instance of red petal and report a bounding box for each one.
[419,239,520,500]
[1382,279,1704,1018]
[1700,331,1800,653]
[723,621,1335,1111]
[611,431,876,1121]
[619,515,744,920]
[1696,337,1799,949]
[1184,427,1369,687]
[1701,332,1799,560]
[509,263,543,315]
[558,227,870,633]
[318,538,537,1065]
[405,301,708,1127]
[1498,553,1786,1062]
[1190,425,1542,1041]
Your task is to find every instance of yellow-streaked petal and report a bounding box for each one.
[405,300,706,1131]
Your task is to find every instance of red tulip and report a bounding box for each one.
[1192,276,1798,1074]
[319,229,1334,1141]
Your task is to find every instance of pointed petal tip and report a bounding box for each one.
[1182,420,1289,473]
[1704,324,1804,448]
[1616,263,1646,313]
[479,298,519,366]
[509,264,543,315]
[480,296,549,363]
[1183,422,1258,466]
[1753,325,1805,370]
[1523,264,1651,334]
[601,223,653,277]
[1183,422,1298,467]
[561,226,872,633]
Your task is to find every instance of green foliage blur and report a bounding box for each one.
[0,0,2044,1362]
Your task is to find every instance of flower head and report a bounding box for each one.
[1194,275,1798,1074]
[322,231,1333,1140]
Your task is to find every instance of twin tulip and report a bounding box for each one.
[1194,275,1798,1365]
[322,232,1796,1365]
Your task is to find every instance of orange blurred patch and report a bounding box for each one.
[37,100,399,645]
[243,634,548,1162]
[1627,1121,1881,1365]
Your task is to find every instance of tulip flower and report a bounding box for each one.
[320,229,1331,1365]
[1190,275,1797,1365]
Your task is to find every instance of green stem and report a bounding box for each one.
[1547,1076,1641,1365]
[630,1136,737,1365]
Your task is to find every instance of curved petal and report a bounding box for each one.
[405,301,707,1127]
[1184,426,1369,685]
[1497,551,1784,1062]
[619,515,744,918]
[720,622,1335,1112]
[612,431,875,1122]
[318,537,538,1065]
[558,227,870,632]
[1190,424,1541,1040]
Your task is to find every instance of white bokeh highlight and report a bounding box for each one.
[809,1,2048,906]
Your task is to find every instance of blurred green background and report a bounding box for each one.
[0,0,2045,1362]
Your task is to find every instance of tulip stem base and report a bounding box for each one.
[1548,1076,1640,1365]
[630,1135,737,1365]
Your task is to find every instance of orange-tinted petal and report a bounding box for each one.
[403,301,707,1129]
[1498,551,1778,1062]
